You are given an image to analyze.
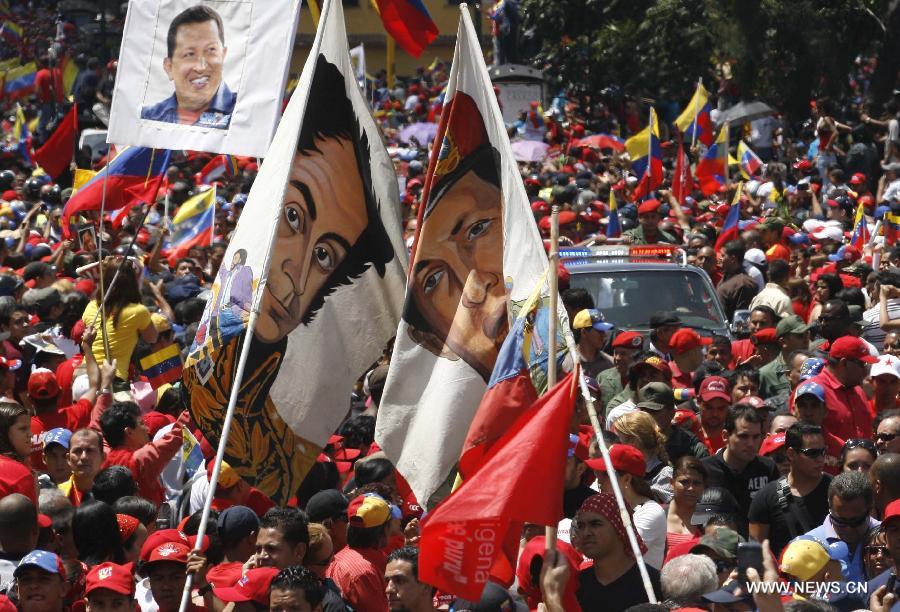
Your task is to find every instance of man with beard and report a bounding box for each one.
[184,55,395,503]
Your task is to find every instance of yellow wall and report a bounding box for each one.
[289,0,491,80]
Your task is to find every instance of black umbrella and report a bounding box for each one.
[716,101,775,125]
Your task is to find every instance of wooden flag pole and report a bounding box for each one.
[96,157,112,358]
[545,205,560,552]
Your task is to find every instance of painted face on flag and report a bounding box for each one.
[255,55,394,344]
[163,11,227,114]
[405,93,506,381]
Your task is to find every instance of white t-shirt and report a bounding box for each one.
[632,500,667,569]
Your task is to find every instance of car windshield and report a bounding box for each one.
[570,269,727,331]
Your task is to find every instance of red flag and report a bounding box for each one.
[33,104,77,179]
[672,141,694,204]
[419,372,576,601]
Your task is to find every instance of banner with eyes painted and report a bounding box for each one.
[181,0,407,504]
[376,5,564,508]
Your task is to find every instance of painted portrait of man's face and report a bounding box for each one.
[405,93,506,381]
[254,55,394,345]
[163,8,227,114]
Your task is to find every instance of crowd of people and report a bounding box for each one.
[2,0,900,611]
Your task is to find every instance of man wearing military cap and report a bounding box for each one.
[623,199,678,245]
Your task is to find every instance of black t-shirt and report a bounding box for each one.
[747,475,832,557]
[702,450,780,536]
[576,562,662,611]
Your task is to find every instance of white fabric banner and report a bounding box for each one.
[182,0,407,503]
[107,0,300,157]
[376,5,551,506]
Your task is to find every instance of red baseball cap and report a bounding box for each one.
[828,336,878,364]
[849,172,866,185]
[759,433,786,456]
[612,331,643,350]
[145,541,191,565]
[138,529,190,562]
[637,199,661,215]
[668,328,713,355]
[883,499,900,526]
[751,328,778,346]
[213,567,279,605]
[736,395,768,411]
[699,376,731,402]
[85,562,135,597]
[585,444,646,478]
[28,370,60,400]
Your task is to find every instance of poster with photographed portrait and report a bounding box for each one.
[76,224,98,253]
[107,0,301,157]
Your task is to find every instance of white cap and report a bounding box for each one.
[744,248,766,266]
[871,354,900,379]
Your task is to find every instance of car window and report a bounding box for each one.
[570,269,727,331]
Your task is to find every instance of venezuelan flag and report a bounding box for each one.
[372,0,438,58]
[164,187,215,261]
[140,343,183,388]
[62,55,78,99]
[61,147,171,236]
[674,82,714,147]
[606,188,621,238]
[737,141,763,180]
[886,212,900,247]
[625,107,663,200]
[714,182,743,251]
[196,154,238,185]
[696,124,729,196]
[0,20,22,44]
[12,105,33,166]
[3,62,36,100]
[849,203,869,249]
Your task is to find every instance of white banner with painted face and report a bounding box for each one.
[107,0,300,157]
[375,6,553,507]
[181,0,407,503]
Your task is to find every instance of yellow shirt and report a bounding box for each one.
[82,301,152,380]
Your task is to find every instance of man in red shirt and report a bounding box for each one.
[327,494,394,612]
[808,336,877,441]
[697,376,732,454]
[99,402,186,506]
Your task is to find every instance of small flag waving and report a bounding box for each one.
[715,182,743,251]
[737,141,763,180]
[674,82,714,147]
[849,202,869,249]
[34,104,77,179]
[196,155,238,186]
[626,108,663,201]
[60,147,170,237]
[885,212,900,247]
[182,0,407,503]
[419,372,575,601]
[376,4,558,507]
[164,187,216,262]
[696,125,729,196]
[373,0,438,57]
[140,343,183,388]
[3,62,36,100]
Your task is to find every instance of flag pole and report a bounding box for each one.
[723,121,730,188]
[565,333,658,603]
[690,78,701,151]
[96,157,112,358]
[386,34,396,88]
[545,205,560,552]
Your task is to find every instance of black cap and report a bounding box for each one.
[306,489,349,523]
[23,261,53,282]
[689,487,739,526]
[0,275,23,297]
[649,311,682,328]
[216,506,260,545]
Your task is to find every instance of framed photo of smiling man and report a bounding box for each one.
[107,0,300,157]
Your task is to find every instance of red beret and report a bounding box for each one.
[637,199,661,215]
[612,331,643,349]
[752,328,778,345]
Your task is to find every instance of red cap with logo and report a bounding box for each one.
[584,444,646,477]
[145,542,191,565]
[759,433,786,456]
[213,567,279,604]
[637,199,661,215]
[829,336,878,363]
[699,376,731,402]
[612,331,643,349]
[668,329,713,355]
[85,562,135,597]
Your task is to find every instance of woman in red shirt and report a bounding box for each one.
[0,402,37,504]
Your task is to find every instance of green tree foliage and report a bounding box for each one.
[520,0,892,120]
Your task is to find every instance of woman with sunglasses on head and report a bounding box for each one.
[840,438,877,472]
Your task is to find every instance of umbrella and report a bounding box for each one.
[399,122,438,145]
[575,134,625,152]
[511,140,550,163]
[716,101,775,125]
